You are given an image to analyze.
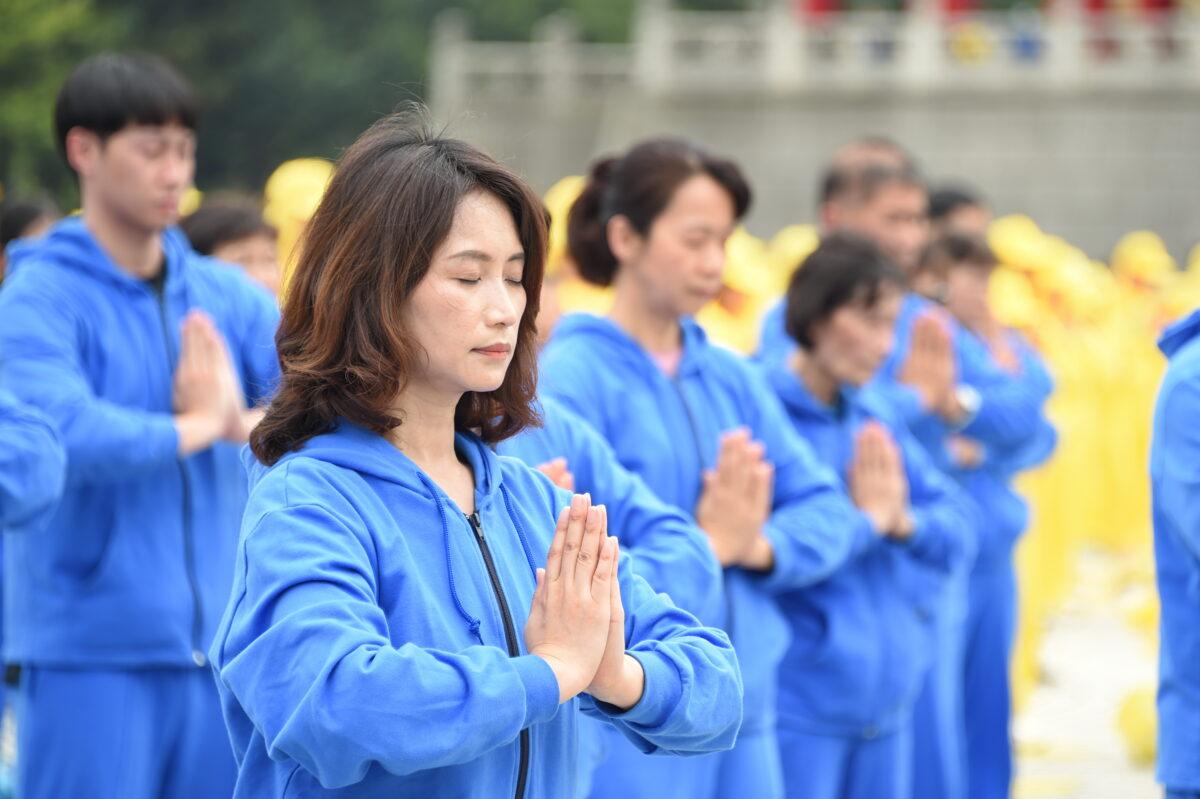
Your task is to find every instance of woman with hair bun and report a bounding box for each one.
[539,138,872,799]
[210,114,742,798]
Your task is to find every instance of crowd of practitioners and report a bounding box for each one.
[0,51,1195,799]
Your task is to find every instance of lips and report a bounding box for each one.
[474,344,512,355]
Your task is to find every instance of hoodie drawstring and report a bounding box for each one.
[500,483,541,578]
[418,473,483,645]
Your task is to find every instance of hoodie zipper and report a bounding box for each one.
[153,284,207,668]
[466,511,530,799]
[669,376,737,640]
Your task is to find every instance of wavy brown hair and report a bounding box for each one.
[251,112,546,465]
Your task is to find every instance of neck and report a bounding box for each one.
[81,196,163,280]
[791,348,839,407]
[608,272,681,353]
[386,384,462,475]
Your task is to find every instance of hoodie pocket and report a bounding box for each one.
[40,489,117,588]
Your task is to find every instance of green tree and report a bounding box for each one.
[0,0,121,204]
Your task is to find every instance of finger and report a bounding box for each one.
[589,504,609,577]
[179,313,202,369]
[861,426,886,473]
[572,503,602,587]
[593,533,617,604]
[546,505,571,582]
[608,538,624,622]
[754,462,774,515]
[561,470,576,492]
[561,493,590,584]
[532,567,546,607]
[715,431,738,475]
[733,439,762,496]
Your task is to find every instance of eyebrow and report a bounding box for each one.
[447,249,525,263]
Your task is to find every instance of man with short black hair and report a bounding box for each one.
[0,52,280,798]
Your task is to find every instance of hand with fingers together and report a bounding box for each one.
[583,505,645,709]
[535,458,576,492]
[524,494,641,707]
[849,422,913,540]
[695,428,775,570]
[173,310,240,455]
[899,314,956,419]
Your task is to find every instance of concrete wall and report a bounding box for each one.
[430,3,1200,260]
[438,88,1200,261]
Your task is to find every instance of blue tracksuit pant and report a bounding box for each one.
[16,666,235,799]
[778,724,912,799]
[964,563,1019,799]
[911,567,970,799]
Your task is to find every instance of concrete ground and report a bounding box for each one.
[1014,549,1160,799]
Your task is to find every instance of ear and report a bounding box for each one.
[605,214,643,265]
[64,127,102,179]
[819,201,842,233]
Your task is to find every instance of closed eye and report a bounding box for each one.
[456,278,481,285]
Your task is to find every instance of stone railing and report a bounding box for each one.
[430,0,1200,111]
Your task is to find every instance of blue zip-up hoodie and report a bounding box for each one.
[0,218,280,667]
[0,389,65,530]
[540,314,873,733]
[211,424,743,798]
[498,396,724,626]
[1151,308,1200,791]
[763,365,978,737]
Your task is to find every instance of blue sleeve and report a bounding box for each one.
[219,265,281,406]
[537,346,609,433]
[737,364,877,593]
[983,415,1058,477]
[1153,367,1200,564]
[214,501,562,790]
[754,301,795,368]
[0,280,179,486]
[957,332,1054,450]
[580,549,742,756]
[512,404,725,626]
[867,376,930,434]
[0,391,66,529]
[892,415,978,574]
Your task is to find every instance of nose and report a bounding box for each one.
[483,278,522,328]
[163,150,193,189]
[876,328,897,364]
[702,240,727,282]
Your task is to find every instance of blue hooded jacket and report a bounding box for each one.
[0,389,65,530]
[540,314,872,733]
[763,364,978,737]
[764,295,1055,570]
[498,396,724,626]
[1151,308,1200,790]
[212,424,742,798]
[0,218,280,667]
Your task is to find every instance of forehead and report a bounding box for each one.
[109,121,196,142]
[862,182,926,210]
[659,174,735,221]
[440,190,522,249]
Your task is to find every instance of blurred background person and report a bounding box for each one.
[0,53,280,799]
[0,198,60,279]
[181,194,281,298]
